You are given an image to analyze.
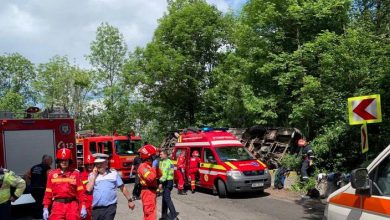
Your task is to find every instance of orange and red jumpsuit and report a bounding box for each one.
[176,154,186,190]
[80,171,92,220]
[188,156,201,191]
[137,162,157,220]
[43,169,85,220]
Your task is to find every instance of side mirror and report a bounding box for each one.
[351,168,370,190]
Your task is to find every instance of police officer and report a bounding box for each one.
[176,151,187,195]
[28,155,52,219]
[86,153,135,220]
[43,148,86,220]
[137,144,158,220]
[80,154,95,220]
[0,168,26,220]
[188,150,201,193]
[298,139,314,181]
[159,150,179,220]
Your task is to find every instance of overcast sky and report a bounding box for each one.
[0,0,246,68]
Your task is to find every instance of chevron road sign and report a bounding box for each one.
[348,94,382,125]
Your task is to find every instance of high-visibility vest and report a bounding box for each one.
[159,159,174,182]
[0,169,26,204]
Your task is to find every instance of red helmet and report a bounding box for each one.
[298,139,307,147]
[192,150,199,157]
[56,148,72,160]
[138,144,157,159]
[85,154,95,164]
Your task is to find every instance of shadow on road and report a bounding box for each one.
[294,197,325,220]
[192,187,270,199]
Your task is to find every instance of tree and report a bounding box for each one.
[87,22,128,133]
[0,53,36,112]
[127,0,232,128]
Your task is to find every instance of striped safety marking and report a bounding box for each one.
[329,192,390,216]
[200,163,226,171]
[199,169,226,176]
[51,178,74,183]
[45,188,52,192]
[257,160,267,168]
[225,162,238,170]
[175,142,210,146]
[211,140,242,145]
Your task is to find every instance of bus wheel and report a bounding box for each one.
[217,180,227,198]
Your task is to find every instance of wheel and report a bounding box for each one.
[217,180,227,198]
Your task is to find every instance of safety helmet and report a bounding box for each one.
[138,144,157,159]
[56,148,72,160]
[85,153,95,164]
[192,150,199,157]
[298,139,307,147]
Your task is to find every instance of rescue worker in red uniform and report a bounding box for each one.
[137,144,158,220]
[43,148,86,220]
[176,151,187,195]
[80,154,95,220]
[188,150,201,193]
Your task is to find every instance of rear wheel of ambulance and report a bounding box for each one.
[217,179,227,198]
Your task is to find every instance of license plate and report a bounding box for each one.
[251,182,263,188]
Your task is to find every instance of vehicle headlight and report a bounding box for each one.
[264,168,269,174]
[227,170,242,178]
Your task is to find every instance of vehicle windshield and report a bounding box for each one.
[115,140,135,155]
[215,146,254,162]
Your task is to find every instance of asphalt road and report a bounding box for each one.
[15,183,325,220]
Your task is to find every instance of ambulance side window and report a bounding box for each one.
[89,142,97,154]
[204,148,216,164]
[371,156,390,196]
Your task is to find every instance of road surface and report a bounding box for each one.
[15,183,325,220]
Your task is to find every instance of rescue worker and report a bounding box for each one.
[176,150,187,195]
[188,150,201,193]
[0,168,26,220]
[298,139,314,182]
[28,155,53,219]
[137,144,158,220]
[80,154,95,220]
[43,148,87,220]
[159,150,179,220]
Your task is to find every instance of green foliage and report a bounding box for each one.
[280,154,301,171]
[291,176,317,193]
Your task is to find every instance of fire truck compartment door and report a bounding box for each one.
[3,130,55,176]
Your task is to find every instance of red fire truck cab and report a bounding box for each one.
[172,128,272,198]
[76,134,142,180]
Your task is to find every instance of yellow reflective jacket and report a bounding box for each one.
[0,169,26,204]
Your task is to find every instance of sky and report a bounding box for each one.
[0,0,246,68]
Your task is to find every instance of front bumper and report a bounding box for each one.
[226,172,271,193]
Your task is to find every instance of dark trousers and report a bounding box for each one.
[301,159,310,180]
[31,187,45,219]
[133,175,141,197]
[92,204,117,220]
[161,180,177,219]
[0,200,11,220]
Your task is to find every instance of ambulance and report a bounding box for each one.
[325,144,390,219]
[172,128,271,198]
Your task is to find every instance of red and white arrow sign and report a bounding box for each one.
[353,98,376,120]
[348,94,382,125]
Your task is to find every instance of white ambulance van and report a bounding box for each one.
[324,144,390,219]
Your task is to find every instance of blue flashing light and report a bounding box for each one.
[201,127,214,132]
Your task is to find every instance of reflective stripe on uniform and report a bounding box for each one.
[51,178,74,183]
[77,186,84,191]
[82,180,88,185]
[144,171,151,178]
[45,188,52,192]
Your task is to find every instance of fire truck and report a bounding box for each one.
[76,131,142,180]
[0,107,77,205]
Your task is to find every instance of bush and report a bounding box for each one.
[280,154,301,171]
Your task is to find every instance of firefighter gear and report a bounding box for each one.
[0,168,26,220]
[43,168,85,220]
[188,155,201,192]
[56,148,72,160]
[138,162,158,220]
[139,144,157,159]
[176,153,186,194]
[81,170,93,220]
